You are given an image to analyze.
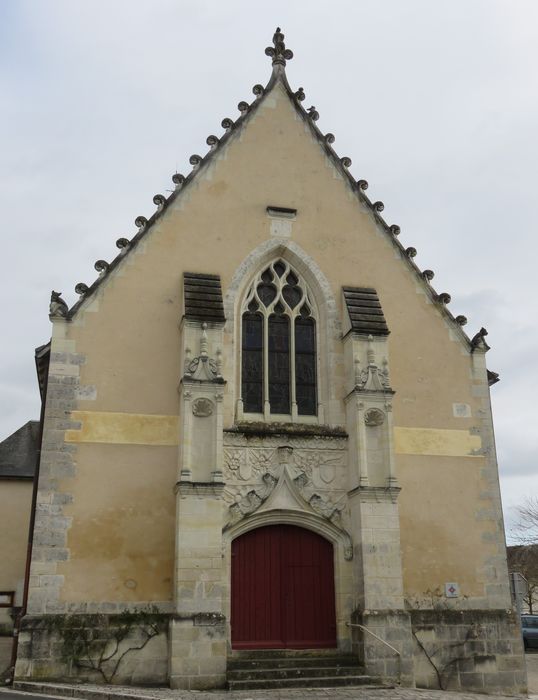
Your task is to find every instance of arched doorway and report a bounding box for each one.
[231,524,337,649]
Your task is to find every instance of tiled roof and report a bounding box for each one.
[0,421,40,479]
[183,273,225,323]
[342,287,389,336]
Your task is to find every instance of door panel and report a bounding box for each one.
[231,524,337,649]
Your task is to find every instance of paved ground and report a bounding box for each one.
[527,651,538,695]
[1,684,534,700]
[0,638,12,677]
[2,652,538,700]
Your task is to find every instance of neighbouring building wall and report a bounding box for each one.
[0,481,33,632]
[0,420,39,677]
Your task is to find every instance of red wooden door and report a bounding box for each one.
[231,525,337,649]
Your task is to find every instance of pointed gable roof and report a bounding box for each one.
[57,28,484,358]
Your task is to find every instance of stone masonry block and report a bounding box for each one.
[33,530,67,547]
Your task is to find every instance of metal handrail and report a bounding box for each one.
[346,621,401,685]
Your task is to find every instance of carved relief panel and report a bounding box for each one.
[222,433,350,533]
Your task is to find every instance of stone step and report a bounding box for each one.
[228,664,366,681]
[227,674,382,691]
[230,647,344,658]
[228,654,360,670]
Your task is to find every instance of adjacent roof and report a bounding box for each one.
[342,287,389,336]
[0,421,40,479]
[35,342,51,400]
[183,273,225,323]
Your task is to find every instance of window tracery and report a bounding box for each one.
[241,260,317,418]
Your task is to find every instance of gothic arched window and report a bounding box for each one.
[241,260,317,417]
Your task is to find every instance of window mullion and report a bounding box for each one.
[263,311,270,419]
[290,313,297,421]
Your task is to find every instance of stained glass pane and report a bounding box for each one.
[295,319,315,352]
[274,260,286,277]
[283,285,302,309]
[269,314,290,413]
[243,314,263,349]
[295,317,316,415]
[296,353,316,384]
[242,313,263,412]
[286,271,298,286]
[257,283,276,307]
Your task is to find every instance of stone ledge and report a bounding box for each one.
[226,422,348,438]
[173,482,225,497]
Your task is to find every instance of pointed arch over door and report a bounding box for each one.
[231,524,337,649]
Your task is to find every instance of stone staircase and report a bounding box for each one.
[227,650,384,691]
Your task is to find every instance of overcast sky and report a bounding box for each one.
[1,1,536,541]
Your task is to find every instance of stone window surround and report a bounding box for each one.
[225,238,343,429]
[238,258,319,423]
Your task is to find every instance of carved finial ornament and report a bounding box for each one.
[172,173,185,189]
[367,335,375,365]
[354,335,391,392]
[265,27,293,66]
[200,322,208,358]
[135,216,147,230]
[183,322,223,383]
[471,326,489,350]
[206,135,219,150]
[153,194,166,211]
[94,260,109,273]
[75,283,89,296]
[189,155,202,170]
[49,291,68,318]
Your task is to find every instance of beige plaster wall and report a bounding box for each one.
[47,81,502,605]
[57,444,176,602]
[398,455,494,602]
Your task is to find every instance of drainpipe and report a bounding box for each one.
[7,344,50,685]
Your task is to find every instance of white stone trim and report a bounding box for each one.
[224,239,342,426]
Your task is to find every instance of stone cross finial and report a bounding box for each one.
[200,322,208,359]
[265,27,293,66]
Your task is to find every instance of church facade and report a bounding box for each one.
[14,30,525,694]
